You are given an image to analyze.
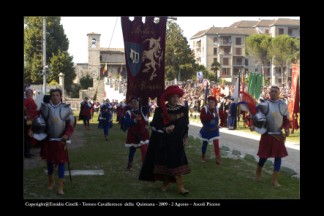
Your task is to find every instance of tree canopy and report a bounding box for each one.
[24,17,75,94]
[270,35,298,85]
[245,34,272,85]
[165,21,202,81]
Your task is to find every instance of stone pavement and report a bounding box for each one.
[188,122,300,177]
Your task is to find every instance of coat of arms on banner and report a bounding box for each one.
[142,37,163,81]
[125,42,143,76]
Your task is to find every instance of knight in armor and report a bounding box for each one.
[35,89,75,195]
[124,97,149,170]
[250,86,290,187]
[139,85,190,195]
[198,96,221,164]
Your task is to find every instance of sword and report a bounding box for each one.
[65,139,72,182]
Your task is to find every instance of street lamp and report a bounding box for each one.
[42,16,46,94]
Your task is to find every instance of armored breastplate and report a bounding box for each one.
[265,100,286,132]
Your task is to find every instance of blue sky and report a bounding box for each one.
[60,16,299,64]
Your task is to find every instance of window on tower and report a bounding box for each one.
[91,38,96,48]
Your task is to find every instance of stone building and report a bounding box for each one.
[191,18,300,85]
[74,32,126,102]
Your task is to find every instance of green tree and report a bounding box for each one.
[79,74,93,90]
[24,17,75,93]
[291,38,300,65]
[165,21,197,81]
[245,34,272,85]
[270,35,298,86]
[49,49,76,94]
[211,61,221,83]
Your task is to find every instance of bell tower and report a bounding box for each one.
[87,32,101,87]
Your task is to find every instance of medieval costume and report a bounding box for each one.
[254,97,290,187]
[98,103,113,141]
[227,97,237,130]
[124,97,149,170]
[198,96,221,164]
[139,85,190,195]
[40,93,74,195]
[24,91,39,158]
[79,97,93,129]
[218,95,229,127]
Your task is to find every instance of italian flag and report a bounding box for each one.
[102,63,107,75]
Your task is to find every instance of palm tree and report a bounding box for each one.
[211,61,221,83]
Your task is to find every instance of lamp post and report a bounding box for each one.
[42,16,47,94]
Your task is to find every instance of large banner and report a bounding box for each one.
[121,16,167,105]
[288,64,300,133]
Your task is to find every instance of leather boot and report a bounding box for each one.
[214,140,221,165]
[57,178,64,195]
[175,175,189,195]
[126,162,132,171]
[215,155,222,165]
[201,154,206,162]
[272,171,281,187]
[48,175,55,190]
[161,175,170,192]
[256,164,262,181]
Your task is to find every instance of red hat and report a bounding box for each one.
[160,85,184,125]
[161,85,184,101]
[207,96,217,103]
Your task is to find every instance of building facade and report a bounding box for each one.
[191,18,300,85]
[74,32,126,86]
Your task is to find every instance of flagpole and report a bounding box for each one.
[42,16,46,94]
[238,69,241,102]
[204,82,209,106]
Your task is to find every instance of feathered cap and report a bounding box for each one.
[159,85,184,125]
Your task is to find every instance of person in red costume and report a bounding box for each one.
[124,97,149,170]
[24,89,38,158]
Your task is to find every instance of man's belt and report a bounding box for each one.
[48,138,71,144]
[203,127,218,131]
[267,132,281,135]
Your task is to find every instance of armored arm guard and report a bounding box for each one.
[257,102,269,115]
[60,104,75,127]
[279,100,289,119]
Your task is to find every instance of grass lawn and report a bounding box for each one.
[24,113,300,199]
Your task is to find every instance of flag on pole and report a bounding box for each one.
[119,65,123,75]
[232,77,240,102]
[122,16,167,105]
[288,64,300,133]
[254,74,263,99]
[204,82,209,106]
[248,73,255,97]
[102,63,108,76]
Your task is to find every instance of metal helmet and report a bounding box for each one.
[32,116,47,141]
[253,111,267,134]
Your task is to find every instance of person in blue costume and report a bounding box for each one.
[98,103,112,141]
[198,96,221,164]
